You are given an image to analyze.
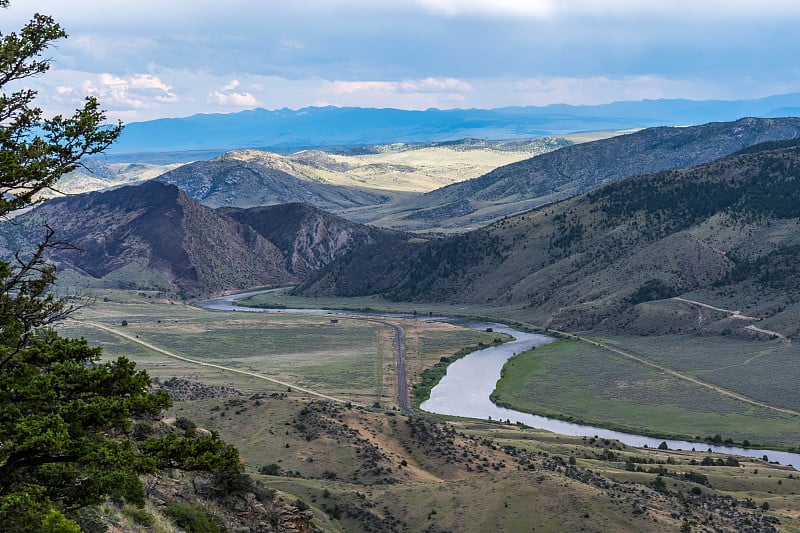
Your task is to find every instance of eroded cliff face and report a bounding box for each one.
[287,215,374,277]
[223,202,413,279]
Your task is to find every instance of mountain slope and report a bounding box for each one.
[3,182,421,297]
[155,158,396,210]
[5,181,297,296]
[298,140,800,337]
[221,203,417,278]
[376,117,800,230]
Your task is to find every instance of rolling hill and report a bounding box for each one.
[154,157,397,210]
[359,117,800,231]
[298,139,800,338]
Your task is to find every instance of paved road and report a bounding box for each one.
[387,322,409,413]
[361,319,409,412]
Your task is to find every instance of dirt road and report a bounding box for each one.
[673,297,790,343]
[546,327,799,417]
[76,320,362,407]
[360,318,409,412]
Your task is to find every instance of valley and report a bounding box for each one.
[7,3,800,530]
[54,290,800,531]
[7,116,800,531]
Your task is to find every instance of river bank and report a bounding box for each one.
[198,291,800,468]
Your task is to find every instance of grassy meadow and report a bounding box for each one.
[59,292,503,407]
[493,338,800,450]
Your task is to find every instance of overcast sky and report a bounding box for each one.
[5,0,800,122]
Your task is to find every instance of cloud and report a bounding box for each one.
[411,0,556,18]
[79,73,177,109]
[328,81,398,94]
[321,77,471,108]
[400,78,472,93]
[494,75,729,106]
[8,0,800,122]
[409,0,800,19]
[208,86,259,107]
[329,77,471,95]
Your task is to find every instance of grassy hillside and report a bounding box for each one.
[225,137,570,193]
[366,117,800,231]
[300,139,800,339]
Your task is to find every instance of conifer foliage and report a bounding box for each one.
[0,4,242,530]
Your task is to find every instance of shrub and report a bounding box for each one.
[123,505,155,527]
[164,502,225,532]
[259,463,281,476]
[175,417,196,433]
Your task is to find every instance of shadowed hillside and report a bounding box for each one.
[3,181,297,297]
[222,203,417,279]
[1,183,421,298]
[298,140,800,337]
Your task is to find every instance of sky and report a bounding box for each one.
[5,0,800,123]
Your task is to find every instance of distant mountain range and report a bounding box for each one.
[110,94,800,154]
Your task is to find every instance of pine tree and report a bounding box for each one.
[0,4,242,530]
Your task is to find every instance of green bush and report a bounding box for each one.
[123,504,155,526]
[164,502,225,532]
[259,463,281,476]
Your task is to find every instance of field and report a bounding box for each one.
[59,294,504,408]
[493,338,800,449]
[599,334,800,412]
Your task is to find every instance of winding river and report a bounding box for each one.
[198,292,799,468]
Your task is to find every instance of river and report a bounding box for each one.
[198,292,800,468]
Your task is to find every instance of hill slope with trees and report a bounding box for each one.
[298,140,800,338]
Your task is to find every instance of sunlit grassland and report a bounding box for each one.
[58,294,503,407]
[492,339,800,449]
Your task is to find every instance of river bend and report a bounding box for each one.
[198,293,799,468]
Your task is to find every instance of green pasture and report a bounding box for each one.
[492,339,800,449]
[58,295,503,406]
[598,334,800,411]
